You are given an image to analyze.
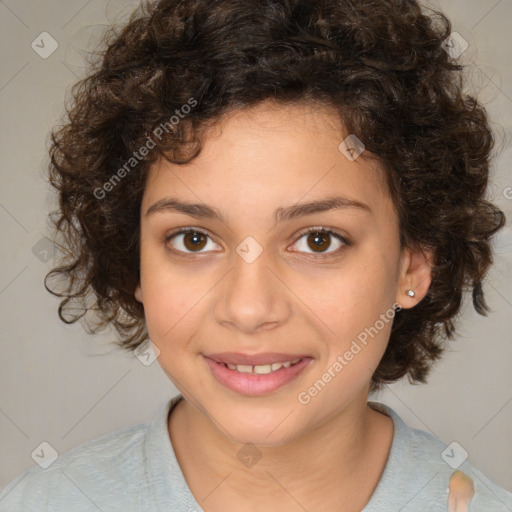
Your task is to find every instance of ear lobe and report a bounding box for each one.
[134,283,143,303]
[395,246,434,308]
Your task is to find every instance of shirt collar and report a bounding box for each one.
[143,393,204,511]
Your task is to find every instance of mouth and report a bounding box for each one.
[219,357,304,374]
[203,354,313,396]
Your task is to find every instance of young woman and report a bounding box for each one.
[1,0,510,510]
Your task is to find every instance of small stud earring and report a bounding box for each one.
[406,289,415,297]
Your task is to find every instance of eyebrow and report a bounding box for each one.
[145,195,372,223]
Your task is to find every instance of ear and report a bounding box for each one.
[395,245,434,309]
[134,282,143,303]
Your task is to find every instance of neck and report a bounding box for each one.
[168,394,393,511]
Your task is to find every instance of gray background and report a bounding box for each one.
[1,0,511,493]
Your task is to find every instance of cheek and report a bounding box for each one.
[298,251,398,337]
[142,278,200,345]
[295,246,398,381]
[139,249,201,345]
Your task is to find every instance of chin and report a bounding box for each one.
[217,413,301,448]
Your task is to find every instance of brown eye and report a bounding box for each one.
[291,228,348,256]
[166,229,218,253]
[183,231,207,251]
[307,231,331,252]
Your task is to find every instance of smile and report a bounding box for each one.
[224,358,303,374]
[204,356,313,396]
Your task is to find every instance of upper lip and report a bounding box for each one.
[204,352,312,366]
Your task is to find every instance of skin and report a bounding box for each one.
[134,100,433,512]
[448,471,475,512]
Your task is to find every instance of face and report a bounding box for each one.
[135,100,430,446]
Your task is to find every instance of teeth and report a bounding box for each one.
[235,364,253,373]
[224,358,302,374]
[254,364,273,375]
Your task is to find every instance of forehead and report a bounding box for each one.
[141,101,392,221]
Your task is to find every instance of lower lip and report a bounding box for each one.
[204,356,313,396]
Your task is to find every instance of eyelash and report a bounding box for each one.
[165,226,351,259]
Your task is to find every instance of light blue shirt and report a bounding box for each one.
[1,394,511,511]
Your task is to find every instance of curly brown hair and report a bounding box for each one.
[45,0,505,393]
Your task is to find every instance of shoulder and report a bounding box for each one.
[406,422,511,510]
[0,419,152,511]
[367,401,512,511]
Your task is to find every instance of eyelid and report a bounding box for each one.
[165,226,221,250]
[294,226,350,243]
[165,226,215,240]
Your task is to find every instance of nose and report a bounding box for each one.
[213,247,291,334]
